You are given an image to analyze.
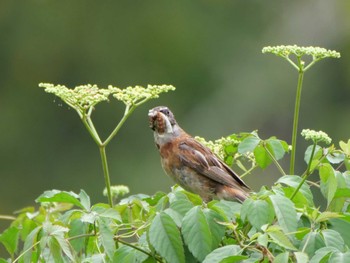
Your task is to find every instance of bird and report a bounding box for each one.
[148,106,250,203]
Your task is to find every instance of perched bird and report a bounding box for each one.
[148,106,250,202]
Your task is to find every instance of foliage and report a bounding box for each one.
[1,45,349,262]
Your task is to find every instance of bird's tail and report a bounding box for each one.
[217,185,250,203]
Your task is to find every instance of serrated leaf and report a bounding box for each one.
[149,212,185,263]
[319,164,337,206]
[209,200,241,221]
[278,175,314,206]
[321,229,345,251]
[246,200,274,230]
[69,219,87,252]
[267,229,297,250]
[257,233,268,247]
[304,145,322,164]
[97,208,122,222]
[182,206,212,261]
[202,245,241,263]
[36,190,83,209]
[310,247,337,263]
[98,218,115,260]
[339,139,350,155]
[269,194,297,234]
[254,145,272,169]
[165,191,194,226]
[329,218,350,247]
[294,252,309,263]
[48,236,63,263]
[266,138,286,160]
[316,211,343,223]
[329,251,350,262]
[113,245,149,263]
[203,208,226,249]
[274,252,288,263]
[0,226,19,256]
[300,232,325,258]
[79,189,91,210]
[23,226,42,263]
[238,136,260,153]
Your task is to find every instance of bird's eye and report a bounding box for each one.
[161,109,170,115]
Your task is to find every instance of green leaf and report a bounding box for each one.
[315,211,343,223]
[69,219,87,252]
[266,138,286,160]
[278,175,314,206]
[113,245,149,263]
[269,194,298,234]
[304,145,322,164]
[96,208,122,222]
[257,233,268,247]
[182,206,212,261]
[0,226,19,256]
[149,212,185,263]
[310,247,337,263]
[339,139,350,155]
[238,136,260,153]
[203,208,226,250]
[300,232,325,258]
[329,218,350,247]
[209,200,241,221]
[79,189,91,210]
[319,164,337,206]
[165,191,194,226]
[321,229,345,251]
[23,226,42,263]
[294,252,309,263]
[202,245,242,263]
[267,228,297,250]
[246,199,274,230]
[98,218,115,260]
[329,251,350,262]
[254,145,272,169]
[48,236,64,263]
[36,190,83,209]
[274,252,288,263]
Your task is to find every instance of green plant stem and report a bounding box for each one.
[100,146,113,207]
[240,164,258,178]
[116,238,163,262]
[263,144,286,176]
[290,142,317,200]
[290,60,305,175]
[13,241,40,263]
[103,104,136,146]
[0,215,16,220]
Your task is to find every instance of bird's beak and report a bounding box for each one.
[148,110,173,134]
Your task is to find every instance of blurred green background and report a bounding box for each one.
[1,0,349,229]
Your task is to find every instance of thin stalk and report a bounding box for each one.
[290,142,317,200]
[240,164,258,178]
[290,60,305,175]
[13,241,40,263]
[116,238,163,262]
[103,105,136,146]
[263,144,286,176]
[100,146,113,206]
[0,215,16,220]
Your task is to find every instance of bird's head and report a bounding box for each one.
[148,106,179,137]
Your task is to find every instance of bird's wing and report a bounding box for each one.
[178,139,250,189]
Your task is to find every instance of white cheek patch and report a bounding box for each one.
[160,112,173,134]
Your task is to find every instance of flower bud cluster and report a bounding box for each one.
[262,45,340,59]
[301,129,332,145]
[111,84,175,106]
